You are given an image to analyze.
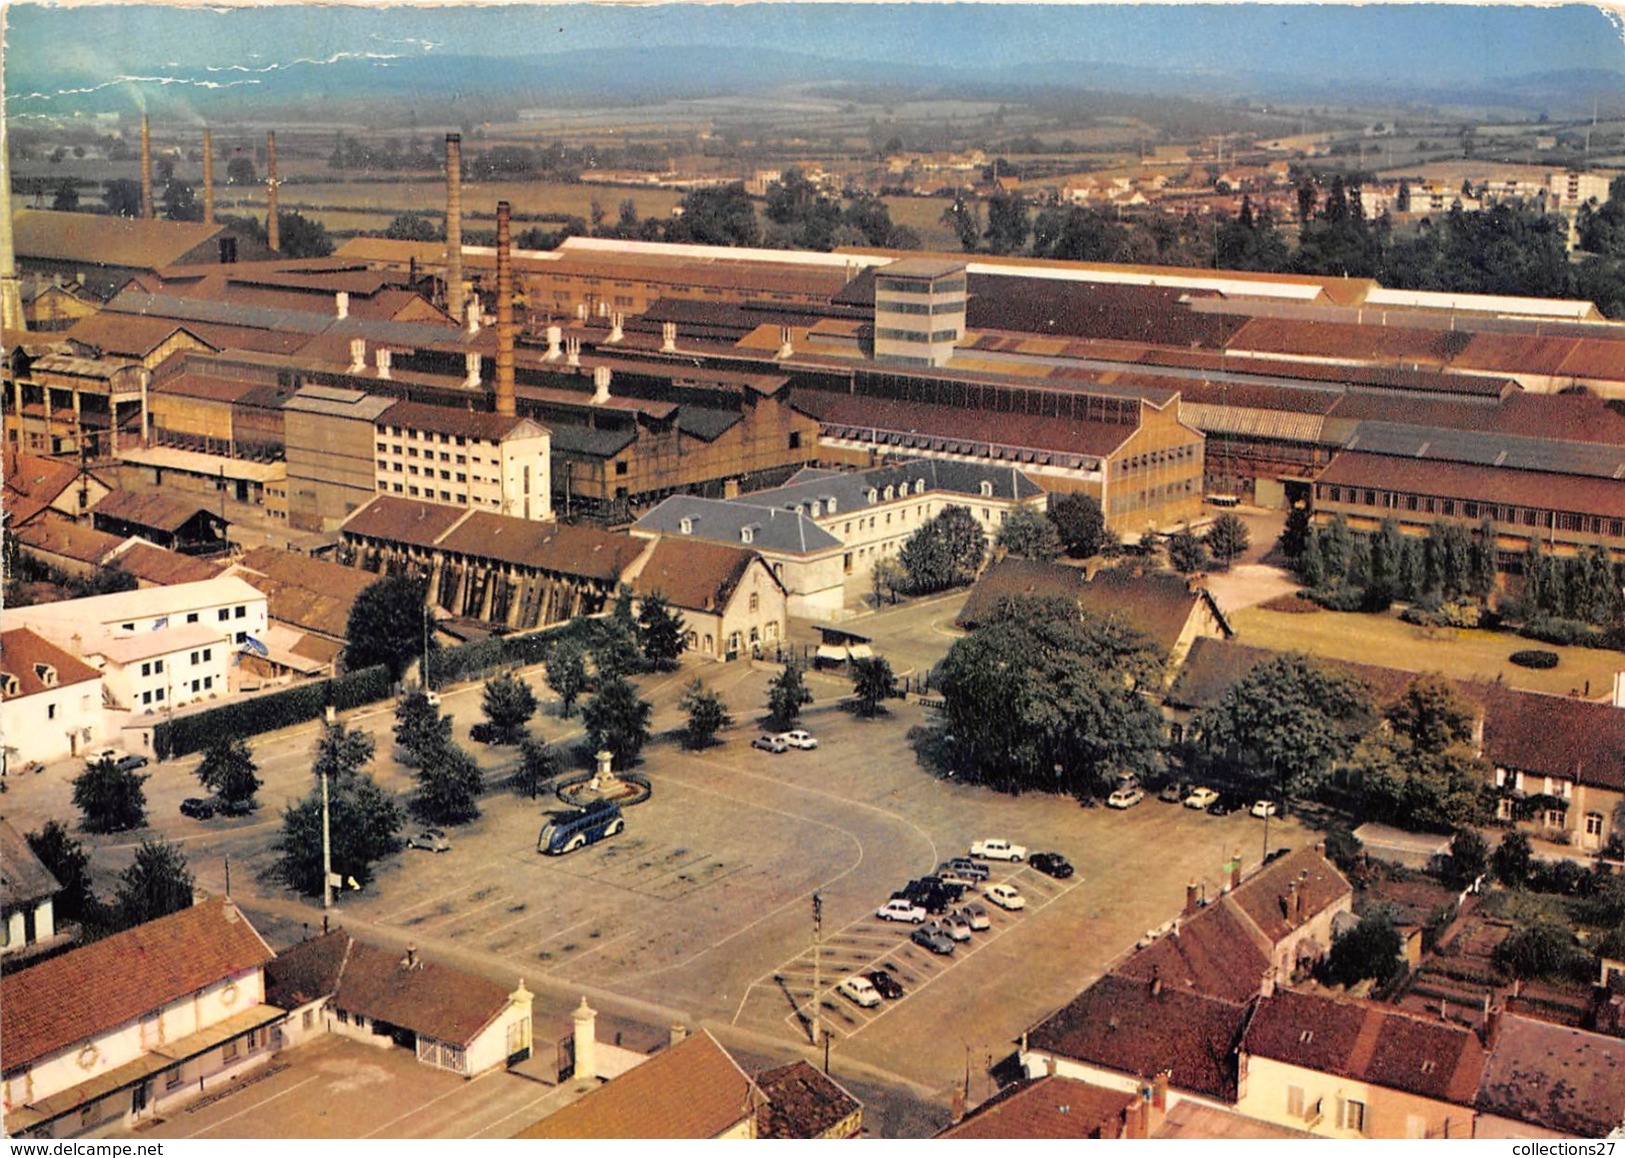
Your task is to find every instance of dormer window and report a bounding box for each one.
[679,517,694,535]
[866,488,879,504]
[979,480,994,497]
[883,485,894,501]
[825,496,837,513]
[0,673,17,697]
[915,479,926,494]
[33,663,58,687]
[809,500,822,517]
[793,503,805,516]
[740,525,756,544]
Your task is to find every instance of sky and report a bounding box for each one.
[5,3,1624,112]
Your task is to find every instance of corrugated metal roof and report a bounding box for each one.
[1318,451,1625,518]
[1179,403,1328,444]
[1344,420,1625,480]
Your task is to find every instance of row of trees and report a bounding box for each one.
[25,823,200,940]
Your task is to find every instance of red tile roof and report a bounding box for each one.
[262,930,352,1010]
[1476,1014,1625,1136]
[1229,316,1463,366]
[754,1060,863,1139]
[940,1075,1134,1139]
[1226,846,1353,946]
[436,512,648,582]
[1,627,104,699]
[3,452,84,526]
[13,209,230,271]
[1243,989,1485,1106]
[514,1029,760,1138]
[1480,685,1625,792]
[1113,897,1273,1005]
[340,495,469,548]
[1317,451,1625,520]
[795,391,1139,459]
[330,939,514,1047]
[112,541,226,587]
[9,519,127,567]
[631,539,765,614]
[62,312,210,359]
[230,547,379,639]
[93,489,225,534]
[0,897,274,1070]
[378,398,545,444]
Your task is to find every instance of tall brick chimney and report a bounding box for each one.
[494,200,516,417]
[201,127,215,225]
[266,131,280,252]
[0,109,24,331]
[444,133,464,321]
[140,115,154,219]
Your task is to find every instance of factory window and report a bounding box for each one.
[191,651,200,665]
[376,442,387,453]
[409,486,420,497]
[457,455,467,465]
[616,461,629,476]
[143,690,153,705]
[407,448,418,458]
[788,432,801,450]
[393,483,403,493]
[441,490,452,501]
[439,452,450,463]
[393,462,403,473]
[456,494,467,503]
[457,473,467,483]
[455,436,466,446]
[408,465,419,476]
[440,470,451,481]
[203,648,212,661]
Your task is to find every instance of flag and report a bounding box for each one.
[151,616,168,630]
[240,635,269,657]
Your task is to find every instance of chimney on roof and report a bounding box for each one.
[777,326,793,359]
[1045,1056,1058,1077]
[576,301,588,322]
[201,126,215,225]
[1184,879,1200,917]
[494,200,516,417]
[592,365,612,404]
[349,338,366,373]
[608,311,623,343]
[266,131,280,252]
[565,336,581,368]
[444,133,464,322]
[335,291,349,320]
[1259,964,1277,998]
[544,325,562,361]
[1296,882,1306,922]
[140,115,155,219]
[375,347,392,380]
[401,944,421,970]
[661,321,677,353]
[949,1088,966,1126]
[572,996,599,1083]
[1150,965,1163,997]
[1482,1001,1503,1049]
[669,1022,687,1048]
[1151,1071,1169,1112]
[464,298,480,335]
[464,351,482,389]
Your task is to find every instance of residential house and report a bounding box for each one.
[0,627,105,763]
[754,1060,863,1139]
[0,819,68,963]
[90,489,230,556]
[628,538,787,660]
[0,897,281,1138]
[262,933,532,1078]
[939,1075,1140,1139]
[1474,1012,1625,1138]
[8,521,130,582]
[2,450,112,528]
[1236,989,1484,1139]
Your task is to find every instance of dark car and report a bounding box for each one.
[943,857,992,881]
[1207,795,1239,817]
[911,925,956,955]
[180,797,217,820]
[117,753,150,772]
[866,969,905,1000]
[216,797,257,817]
[470,721,499,745]
[1158,782,1186,803]
[1030,852,1074,879]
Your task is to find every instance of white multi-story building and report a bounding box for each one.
[0,627,105,764]
[372,399,552,521]
[86,625,229,713]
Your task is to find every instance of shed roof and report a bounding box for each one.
[436,512,648,582]
[13,209,229,270]
[1317,452,1625,520]
[93,489,226,534]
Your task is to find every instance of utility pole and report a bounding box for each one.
[321,769,333,910]
[810,892,823,1048]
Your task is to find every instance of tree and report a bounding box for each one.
[274,210,335,258]
[1492,830,1534,888]
[593,588,645,679]
[1444,827,1490,888]
[102,178,142,218]
[481,673,538,743]
[941,196,981,252]
[1198,653,1375,798]
[343,574,432,681]
[1049,494,1115,559]
[582,676,654,768]
[274,773,404,896]
[937,595,1167,796]
[679,678,732,749]
[114,840,194,928]
[899,505,986,594]
[1166,525,1209,575]
[996,507,1062,561]
[73,756,148,833]
[670,183,759,247]
[850,655,896,718]
[870,557,906,607]
[313,720,376,783]
[1389,674,1476,752]
[1279,503,1313,561]
[195,737,262,810]
[26,820,96,923]
[1321,905,1405,988]
[384,212,440,241]
[413,742,484,825]
[1203,513,1251,567]
[984,188,1030,255]
[393,688,451,765]
[161,180,202,222]
[51,181,81,212]
[225,155,256,186]
[546,640,588,718]
[1494,920,1586,982]
[767,659,814,731]
[513,736,558,799]
[637,593,688,671]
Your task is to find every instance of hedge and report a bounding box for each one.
[154,665,391,759]
[425,616,598,686]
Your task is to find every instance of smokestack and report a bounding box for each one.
[201,127,215,225]
[494,200,515,417]
[140,115,155,219]
[445,134,464,322]
[266,131,280,252]
[0,107,24,331]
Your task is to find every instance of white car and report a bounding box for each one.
[406,828,451,853]
[836,975,881,1008]
[969,839,1027,862]
[751,734,789,753]
[1183,787,1220,810]
[985,883,1027,911]
[876,898,928,924]
[1107,787,1146,809]
[1251,799,1280,818]
[780,730,819,750]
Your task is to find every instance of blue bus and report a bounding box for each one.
[538,800,624,855]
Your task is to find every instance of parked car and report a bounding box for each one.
[180,797,217,820]
[470,721,500,745]
[876,898,928,924]
[1030,852,1074,879]
[86,747,145,771]
[1183,786,1220,810]
[751,734,789,753]
[1107,787,1146,809]
[779,730,819,750]
[911,925,956,955]
[407,828,451,853]
[985,883,1027,911]
[1251,799,1280,818]
[836,975,882,1008]
[1207,795,1239,817]
[943,857,991,881]
[935,865,978,889]
[969,838,1027,862]
[940,912,973,941]
[956,903,991,931]
[1158,782,1186,803]
[866,969,905,1000]
[216,797,257,817]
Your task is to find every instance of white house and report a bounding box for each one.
[1,896,281,1138]
[627,538,788,660]
[0,626,105,763]
[0,820,68,963]
[83,623,231,713]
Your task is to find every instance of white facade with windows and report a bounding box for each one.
[373,411,552,521]
[0,627,106,764]
[85,625,230,713]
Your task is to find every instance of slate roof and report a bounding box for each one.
[1243,989,1485,1106]
[754,457,1043,509]
[939,1075,1134,1139]
[1027,973,1250,1102]
[634,495,840,555]
[1476,1015,1625,1137]
[0,628,105,699]
[1340,421,1625,481]
[967,275,1244,348]
[1479,685,1625,793]
[631,539,767,614]
[0,819,63,908]
[0,897,275,1070]
[754,1060,862,1139]
[93,489,226,534]
[514,1029,760,1139]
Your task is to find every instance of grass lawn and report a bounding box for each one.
[1231,605,1623,700]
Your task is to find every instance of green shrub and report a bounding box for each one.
[1508,649,1559,670]
[154,666,390,758]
